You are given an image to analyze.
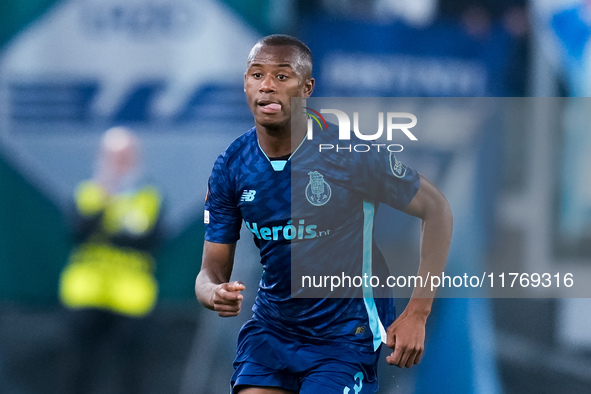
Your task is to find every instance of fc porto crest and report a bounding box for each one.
[389,153,407,178]
[305,171,331,206]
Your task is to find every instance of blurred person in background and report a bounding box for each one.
[58,127,163,394]
[550,0,591,252]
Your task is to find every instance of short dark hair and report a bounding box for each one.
[247,34,313,79]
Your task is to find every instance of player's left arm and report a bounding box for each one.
[385,174,453,368]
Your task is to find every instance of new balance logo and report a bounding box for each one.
[240,190,256,202]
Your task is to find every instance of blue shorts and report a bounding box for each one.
[231,320,381,393]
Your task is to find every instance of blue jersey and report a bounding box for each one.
[205,124,420,353]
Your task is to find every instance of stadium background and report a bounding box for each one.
[1,0,591,392]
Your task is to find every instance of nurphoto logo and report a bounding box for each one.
[304,108,418,153]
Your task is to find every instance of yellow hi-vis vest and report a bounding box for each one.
[59,181,161,317]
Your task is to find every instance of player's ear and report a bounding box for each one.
[243,73,247,92]
[302,77,315,98]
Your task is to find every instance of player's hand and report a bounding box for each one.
[210,281,245,317]
[385,310,427,368]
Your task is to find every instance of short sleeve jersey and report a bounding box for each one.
[205,124,420,353]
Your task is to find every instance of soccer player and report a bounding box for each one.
[195,34,453,393]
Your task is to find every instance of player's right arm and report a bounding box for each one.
[195,241,246,317]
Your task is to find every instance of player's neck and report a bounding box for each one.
[256,120,306,158]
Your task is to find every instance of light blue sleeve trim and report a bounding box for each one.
[362,200,387,351]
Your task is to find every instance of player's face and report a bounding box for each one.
[244,45,314,130]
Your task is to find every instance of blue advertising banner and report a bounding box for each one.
[303,17,515,97]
